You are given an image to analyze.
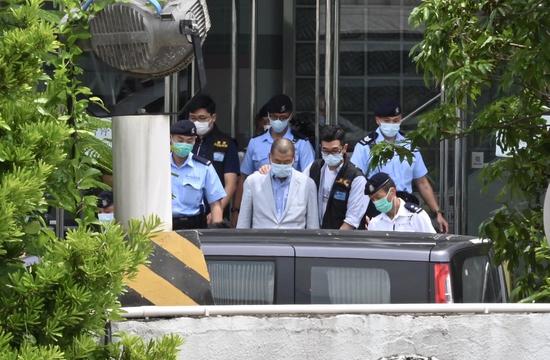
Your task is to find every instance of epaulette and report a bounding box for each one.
[404,202,423,214]
[358,131,378,147]
[290,129,308,143]
[252,129,269,138]
[192,154,212,166]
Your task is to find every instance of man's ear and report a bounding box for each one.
[212,114,217,123]
[375,116,381,126]
[343,143,349,153]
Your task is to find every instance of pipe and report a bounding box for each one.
[333,0,340,125]
[314,0,320,156]
[324,0,332,125]
[249,0,257,137]
[230,0,238,138]
[121,303,550,319]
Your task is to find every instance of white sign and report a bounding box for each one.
[471,151,484,169]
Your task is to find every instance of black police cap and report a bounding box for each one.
[266,94,293,114]
[98,190,113,209]
[374,99,401,117]
[170,119,197,136]
[365,172,393,195]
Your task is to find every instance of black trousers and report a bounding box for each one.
[172,213,207,230]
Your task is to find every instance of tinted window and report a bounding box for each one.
[296,258,429,304]
[452,254,503,303]
[207,260,275,305]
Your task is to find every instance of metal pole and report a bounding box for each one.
[314,0,320,156]
[453,106,463,234]
[401,92,442,123]
[324,0,332,125]
[460,110,467,234]
[230,0,238,138]
[191,61,196,96]
[439,85,447,217]
[55,208,65,239]
[333,0,340,125]
[249,0,257,137]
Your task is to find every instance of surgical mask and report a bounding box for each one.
[322,152,344,167]
[194,121,211,136]
[98,213,114,222]
[271,163,293,178]
[172,142,193,158]
[373,190,394,214]
[379,123,401,138]
[270,119,289,133]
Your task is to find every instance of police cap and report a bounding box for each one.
[365,172,393,195]
[374,99,401,117]
[266,94,293,114]
[98,190,113,209]
[170,119,197,136]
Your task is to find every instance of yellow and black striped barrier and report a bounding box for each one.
[121,230,213,306]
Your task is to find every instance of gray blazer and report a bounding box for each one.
[237,169,319,229]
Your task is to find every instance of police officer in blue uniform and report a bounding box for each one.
[184,95,240,219]
[170,120,226,230]
[233,94,315,222]
[350,99,448,233]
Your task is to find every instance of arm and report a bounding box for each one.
[414,176,448,233]
[221,172,238,210]
[236,177,253,229]
[298,140,315,171]
[230,174,246,227]
[305,178,320,229]
[209,200,223,223]
[341,175,368,230]
[349,144,369,175]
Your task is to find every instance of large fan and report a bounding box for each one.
[89,0,210,79]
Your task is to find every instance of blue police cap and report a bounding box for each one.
[374,99,401,117]
[98,190,113,209]
[266,94,293,114]
[365,172,393,195]
[170,119,197,136]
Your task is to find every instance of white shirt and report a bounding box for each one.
[368,198,436,233]
[304,162,369,228]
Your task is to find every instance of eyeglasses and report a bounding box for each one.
[189,116,212,122]
[321,148,343,156]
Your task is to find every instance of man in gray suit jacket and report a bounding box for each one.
[237,139,319,229]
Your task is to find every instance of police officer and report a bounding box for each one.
[97,190,114,222]
[233,94,315,222]
[365,172,435,233]
[350,99,448,233]
[185,94,240,219]
[303,125,368,230]
[170,120,226,229]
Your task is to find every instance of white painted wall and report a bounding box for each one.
[114,313,550,359]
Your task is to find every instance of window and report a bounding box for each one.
[207,260,275,305]
[296,258,429,304]
[452,253,503,303]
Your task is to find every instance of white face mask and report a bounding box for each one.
[193,121,211,136]
[98,213,114,222]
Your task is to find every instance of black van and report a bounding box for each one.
[187,229,508,305]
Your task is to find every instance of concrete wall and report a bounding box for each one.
[114,313,550,359]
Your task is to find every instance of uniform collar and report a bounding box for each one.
[171,153,195,168]
[378,198,410,222]
[375,127,405,143]
[261,127,293,143]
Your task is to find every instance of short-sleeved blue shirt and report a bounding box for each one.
[171,153,227,216]
[240,127,315,175]
[350,128,428,193]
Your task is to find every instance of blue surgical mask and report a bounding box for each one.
[322,153,344,167]
[98,213,115,222]
[373,190,394,214]
[172,142,193,158]
[270,119,289,133]
[271,163,293,178]
[379,123,401,138]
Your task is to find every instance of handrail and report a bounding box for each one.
[121,303,550,319]
[401,92,442,123]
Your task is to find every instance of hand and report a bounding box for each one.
[206,213,212,225]
[230,211,238,228]
[436,212,449,233]
[258,164,271,175]
[364,215,370,229]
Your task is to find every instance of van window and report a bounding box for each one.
[207,260,275,305]
[452,254,503,303]
[296,258,429,304]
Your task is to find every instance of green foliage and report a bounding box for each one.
[0,0,182,358]
[408,0,550,301]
